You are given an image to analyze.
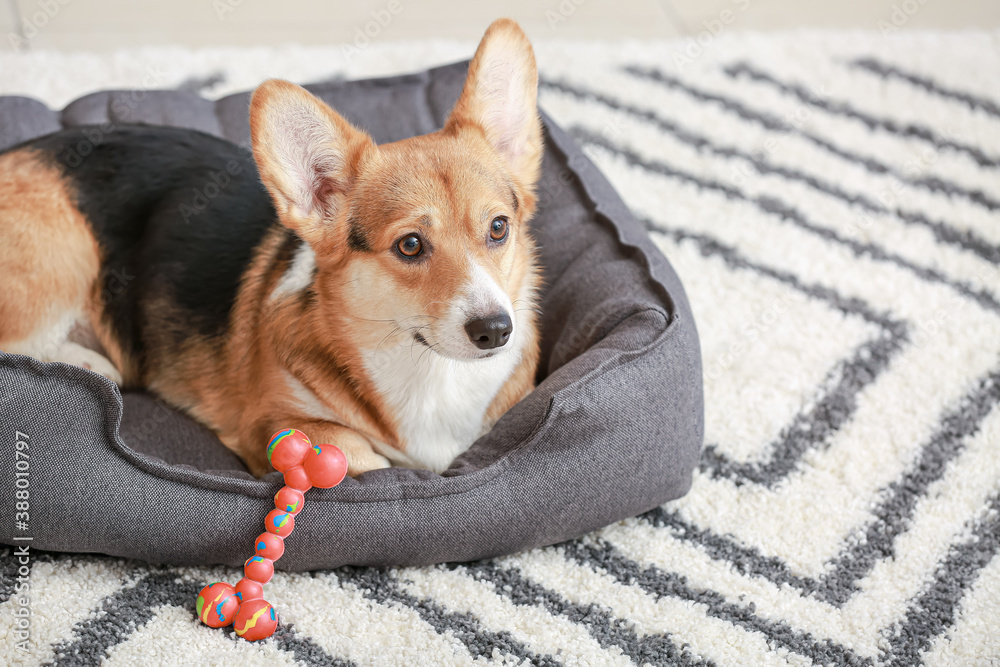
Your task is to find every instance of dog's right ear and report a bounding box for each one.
[250,80,375,247]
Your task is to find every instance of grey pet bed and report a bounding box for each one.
[0,61,703,570]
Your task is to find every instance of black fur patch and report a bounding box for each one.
[273,228,304,271]
[24,125,280,362]
[346,217,371,252]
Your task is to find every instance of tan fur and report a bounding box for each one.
[0,150,119,376]
[0,19,543,478]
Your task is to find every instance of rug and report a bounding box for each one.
[2,31,1000,666]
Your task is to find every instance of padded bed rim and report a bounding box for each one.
[0,101,684,501]
[2,306,675,501]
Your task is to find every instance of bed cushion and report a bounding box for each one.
[0,60,703,570]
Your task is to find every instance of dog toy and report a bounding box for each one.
[195,428,347,641]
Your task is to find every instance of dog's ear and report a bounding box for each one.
[250,80,375,246]
[446,19,543,194]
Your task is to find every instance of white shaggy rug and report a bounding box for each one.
[3,31,1000,666]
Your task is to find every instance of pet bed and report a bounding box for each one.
[0,61,703,570]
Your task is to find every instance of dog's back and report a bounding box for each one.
[0,126,279,387]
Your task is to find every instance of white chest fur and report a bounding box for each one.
[362,343,522,472]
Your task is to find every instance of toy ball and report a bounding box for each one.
[233,598,278,641]
[255,531,285,560]
[265,508,295,537]
[282,465,312,491]
[235,577,263,603]
[196,582,240,628]
[244,555,275,584]
[274,487,305,515]
[303,443,348,488]
[267,428,312,473]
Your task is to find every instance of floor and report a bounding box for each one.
[3,0,999,52]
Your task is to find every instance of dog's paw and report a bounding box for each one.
[53,342,123,384]
[343,449,391,478]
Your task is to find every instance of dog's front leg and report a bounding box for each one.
[290,420,391,478]
[234,419,391,478]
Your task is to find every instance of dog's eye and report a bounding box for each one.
[489,216,509,242]
[396,234,423,258]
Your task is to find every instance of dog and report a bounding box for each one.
[0,19,542,478]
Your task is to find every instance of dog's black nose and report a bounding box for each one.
[465,313,513,350]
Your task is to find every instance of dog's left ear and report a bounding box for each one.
[446,19,543,194]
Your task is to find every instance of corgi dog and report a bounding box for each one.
[0,19,542,478]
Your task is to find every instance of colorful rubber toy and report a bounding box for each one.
[195,428,347,641]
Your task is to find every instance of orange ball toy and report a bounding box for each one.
[233,598,278,641]
[255,532,285,560]
[274,487,304,514]
[244,555,274,584]
[196,582,240,628]
[193,428,348,641]
[235,576,263,603]
[266,429,312,472]
[264,509,295,537]
[303,443,348,489]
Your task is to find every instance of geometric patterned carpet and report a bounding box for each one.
[2,32,999,666]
